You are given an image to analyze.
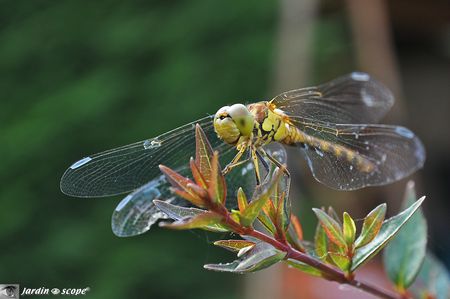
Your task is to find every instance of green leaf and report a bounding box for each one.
[257,212,276,235]
[329,252,351,272]
[327,236,347,269]
[351,196,425,271]
[195,124,214,182]
[275,190,289,234]
[285,259,323,277]
[312,208,347,249]
[274,170,291,232]
[343,212,356,246]
[160,211,223,230]
[314,216,328,260]
[240,169,282,227]
[154,200,228,232]
[355,203,386,248]
[237,187,248,212]
[412,253,450,299]
[214,239,255,252]
[383,181,427,289]
[204,242,286,273]
[207,151,226,205]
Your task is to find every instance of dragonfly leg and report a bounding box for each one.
[255,150,270,174]
[259,148,290,177]
[255,149,272,183]
[222,147,247,176]
[251,147,262,185]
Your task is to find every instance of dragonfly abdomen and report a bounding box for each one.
[283,126,375,173]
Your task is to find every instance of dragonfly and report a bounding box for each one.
[60,72,425,237]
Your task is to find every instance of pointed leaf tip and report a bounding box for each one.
[154,200,228,232]
[195,124,214,182]
[352,196,425,272]
[343,212,356,246]
[214,239,255,252]
[355,203,386,248]
[190,158,207,189]
[313,208,347,249]
[160,211,224,231]
[204,243,286,273]
[314,217,328,261]
[383,182,427,289]
[237,187,248,212]
[207,151,226,205]
[159,164,205,207]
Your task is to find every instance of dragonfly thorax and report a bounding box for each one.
[248,102,291,145]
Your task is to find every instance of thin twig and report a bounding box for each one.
[218,207,403,299]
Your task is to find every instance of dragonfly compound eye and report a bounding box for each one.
[227,104,254,137]
[214,104,253,144]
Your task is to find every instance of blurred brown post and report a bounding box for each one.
[345,0,404,122]
[243,0,318,298]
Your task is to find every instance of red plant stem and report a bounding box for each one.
[217,208,403,299]
[249,229,402,299]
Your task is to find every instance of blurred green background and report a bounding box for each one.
[1,1,448,298]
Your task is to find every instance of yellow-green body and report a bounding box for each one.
[213,101,374,175]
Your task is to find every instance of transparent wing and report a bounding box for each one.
[271,72,394,124]
[293,121,425,190]
[111,144,288,237]
[61,116,233,197]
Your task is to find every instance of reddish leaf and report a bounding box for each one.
[262,197,276,220]
[355,203,386,248]
[290,215,303,241]
[186,183,209,200]
[159,165,205,207]
[195,124,214,182]
[313,208,347,249]
[286,215,305,252]
[172,190,204,207]
[207,151,226,205]
[190,158,207,189]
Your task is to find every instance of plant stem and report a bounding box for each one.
[222,212,402,299]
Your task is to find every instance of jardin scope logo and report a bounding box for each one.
[0,284,91,297]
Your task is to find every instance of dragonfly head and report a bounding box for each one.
[214,104,254,144]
